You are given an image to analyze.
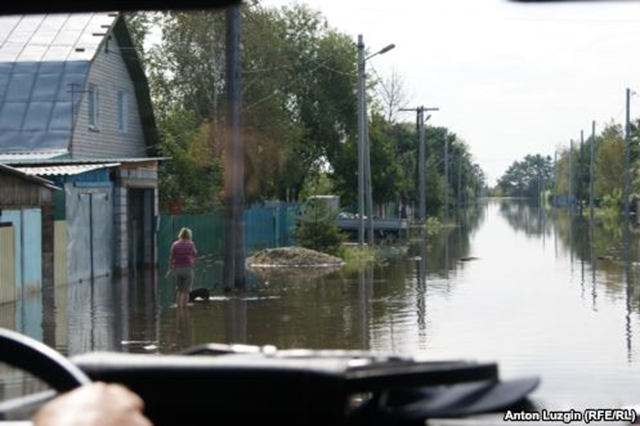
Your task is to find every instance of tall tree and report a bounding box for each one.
[376,69,410,124]
[498,154,553,199]
[147,4,357,209]
[141,4,485,215]
[595,123,624,208]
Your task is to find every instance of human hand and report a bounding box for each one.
[33,383,152,426]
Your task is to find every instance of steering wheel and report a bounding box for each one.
[0,328,91,419]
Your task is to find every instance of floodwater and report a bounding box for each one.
[3,198,640,409]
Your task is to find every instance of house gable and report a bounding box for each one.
[0,14,117,156]
[0,13,158,160]
[71,23,148,159]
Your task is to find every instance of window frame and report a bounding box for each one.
[88,83,100,130]
[117,90,128,133]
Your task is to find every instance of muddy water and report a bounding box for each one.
[3,198,640,409]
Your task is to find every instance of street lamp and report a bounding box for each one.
[366,43,396,61]
[357,35,395,247]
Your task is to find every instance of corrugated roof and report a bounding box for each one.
[15,162,119,176]
[0,13,118,152]
[0,14,117,63]
[1,156,167,165]
[0,149,68,161]
[0,162,59,190]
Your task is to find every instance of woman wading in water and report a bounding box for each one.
[169,227,198,307]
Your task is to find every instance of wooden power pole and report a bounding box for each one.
[223,4,245,290]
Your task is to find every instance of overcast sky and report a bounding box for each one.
[260,0,640,184]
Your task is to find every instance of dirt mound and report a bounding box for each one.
[247,247,344,267]
[248,264,342,284]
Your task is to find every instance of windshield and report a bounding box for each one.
[1,0,640,415]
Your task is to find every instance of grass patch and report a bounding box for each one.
[425,217,442,238]
[341,245,377,262]
[339,245,385,272]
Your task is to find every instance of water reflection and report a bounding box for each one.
[417,204,487,280]
[4,199,640,408]
[499,199,640,364]
[623,224,634,363]
[416,229,427,349]
[499,200,554,238]
[224,296,246,344]
[356,265,373,350]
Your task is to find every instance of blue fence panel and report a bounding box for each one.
[281,205,299,246]
[245,206,276,254]
[22,209,42,294]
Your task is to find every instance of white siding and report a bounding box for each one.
[71,34,147,159]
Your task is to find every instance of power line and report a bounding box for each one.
[243,58,353,111]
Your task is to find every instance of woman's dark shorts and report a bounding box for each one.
[173,267,194,293]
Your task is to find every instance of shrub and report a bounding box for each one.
[295,202,346,257]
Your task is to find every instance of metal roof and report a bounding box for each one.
[0,149,68,161]
[0,162,59,190]
[15,162,119,176]
[0,13,118,152]
[0,14,118,63]
[1,156,167,166]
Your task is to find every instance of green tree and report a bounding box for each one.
[595,123,624,209]
[141,4,486,216]
[368,113,403,203]
[147,4,357,206]
[295,201,345,256]
[425,156,444,216]
[498,154,553,199]
[123,12,156,68]
[157,106,223,213]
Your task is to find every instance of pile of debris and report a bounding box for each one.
[247,247,344,268]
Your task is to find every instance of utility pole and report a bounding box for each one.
[357,35,366,247]
[623,88,632,224]
[223,4,245,290]
[356,35,395,247]
[457,154,462,209]
[579,130,584,216]
[400,106,438,222]
[444,134,449,222]
[589,121,596,228]
[418,108,426,221]
[540,164,546,207]
[553,151,558,206]
[568,139,573,212]
[364,92,374,247]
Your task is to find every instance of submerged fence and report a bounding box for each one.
[158,203,299,270]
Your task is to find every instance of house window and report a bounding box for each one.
[88,84,99,128]
[117,91,128,132]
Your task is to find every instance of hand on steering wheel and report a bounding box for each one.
[0,328,90,390]
[0,328,90,420]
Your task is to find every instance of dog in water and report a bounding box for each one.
[189,288,211,302]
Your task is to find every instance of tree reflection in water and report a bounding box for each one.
[499,198,640,359]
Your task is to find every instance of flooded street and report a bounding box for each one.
[3,198,640,409]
